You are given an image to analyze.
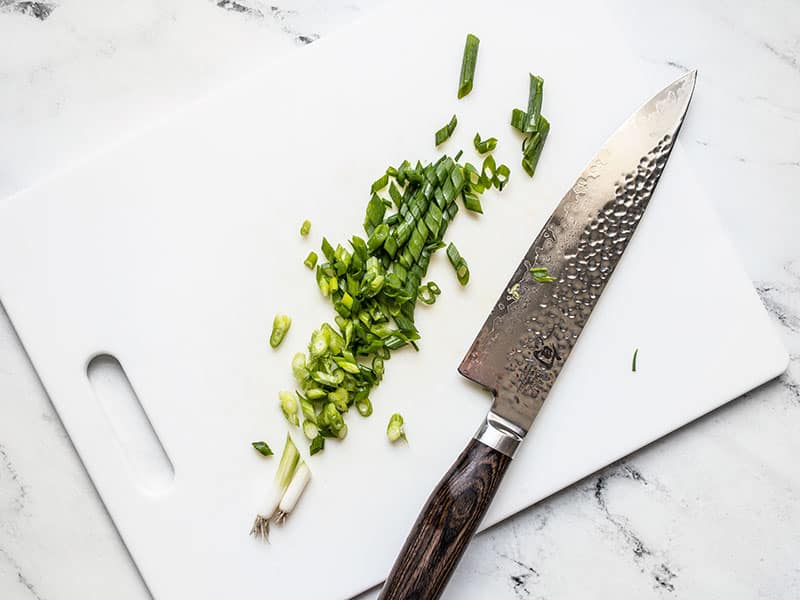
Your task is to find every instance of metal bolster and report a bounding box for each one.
[473,411,526,458]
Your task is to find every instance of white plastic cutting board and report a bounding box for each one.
[0,1,788,598]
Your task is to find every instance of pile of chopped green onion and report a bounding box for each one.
[285,149,508,454]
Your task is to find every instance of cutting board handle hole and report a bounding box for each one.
[87,354,174,495]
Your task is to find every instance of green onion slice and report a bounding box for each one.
[270,314,292,348]
[525,74,544,133]
[435,114,458,146]
[309,435,325,456]
[530,266,557,283]
[304,251,318,269]
[457,33,480,99]
[251,441,273,456]
[473,132,497,154]
[511,108,527,132]
[387,413,406,443]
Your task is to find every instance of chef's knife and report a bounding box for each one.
[379,70,697,600]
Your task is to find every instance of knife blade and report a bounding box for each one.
[461,69,697,438]
[379,71,697,600]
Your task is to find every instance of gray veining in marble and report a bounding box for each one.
[1,1,799,598]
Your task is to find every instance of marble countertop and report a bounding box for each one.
[1,0,798,598]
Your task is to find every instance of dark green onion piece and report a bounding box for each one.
[435,114,458,146]
[389,182,402,208]
[632,348,639,372]
[300,219,311,236]
[454,149,463,162]
[309,435,325,455]
[321,237,335,262]
[447,242,470,286]
[304,251,318,270]
[530,266,556,283]
[371,173,389,193]
[510,108,527,132]
[457,33,480,99]
[480,155,497,188]
[494,164,511,191]
[270,314,292,348]
[364,193,387,234]
[456,262,470,285]
[251,441,273,456]
[525,74,544,133]
[522,116,550,177]
[462,191,483,213]
[473,132,497,154]
[446,242,462,269]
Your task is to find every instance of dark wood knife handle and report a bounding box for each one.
[378,437,512,600]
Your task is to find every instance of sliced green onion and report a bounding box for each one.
[305,388,326,400]
[530,266,557,283]
[508,283,520,301]
[279,390,300,427]
[387,413,406,443]
[480,155,497,188]
[372,356,385,378]
[355,394,373,417]
[521,115,550,177]
[447,242,470,286]
[473,132,497,154]
[323,402,344,432]
[364,193,387,234]
[525,74,544,133]
[367,223,390,253]
[302,420,319,440]
[321,237,335,262]
[300,219,311,236]
[435,114,458,146]
[270,314,292,348]
[251,441,273,456]
[494,164,511,191]
[298,393,315,421]
[417,281,442,305]
[291,352,308,382]
[328,387,349,412]
[457,33,480,99]
[309,435,325,455]
[632,348,639,372]
[456,262,470,285]
[462,190,483,213]
[250,433,299,540]
[304,251,318,269]
[511,108,527,132]
[278,148,518,456]
[371,173,389,193]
